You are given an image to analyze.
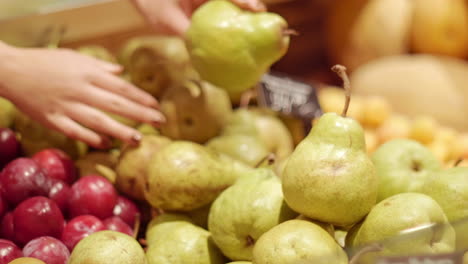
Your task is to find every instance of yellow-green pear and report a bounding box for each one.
[186,0,290,99]
[160,80,232,143]
[146,214,194,246]
[76,45,117,63]
[118,36,196,98]
[351,193,455,261]
[206,133,269,167]
[0,97,16,128]
[115,135,171,201]
[420,167,468,251]
[282,66,377,227]
[8,258,46,264]
[372,138,441,201]
[252,220,349,264]
[144,141,238,211]
[226,262,251,264]
[295,215,335,236]
[14,111,87,159]
[146,221,225,264]
[68,230,146,264]
[208,168,298,261]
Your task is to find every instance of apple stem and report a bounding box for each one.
[331,64,351,117]
[349,243,384,264]
[454,158,464,167]
[133,213,141,240]
[254,153,276,168]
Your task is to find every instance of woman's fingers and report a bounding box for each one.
[231,0,267,11]
[91,71,159,108]
[78,85,165,126]
[44,113,111,149]
[65,103,143,145]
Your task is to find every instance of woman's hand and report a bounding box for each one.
[131,0,267,36]
[0,44,165,149]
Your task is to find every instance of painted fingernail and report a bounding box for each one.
[131,133,142,144]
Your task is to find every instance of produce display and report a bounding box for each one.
[0,0,468,263]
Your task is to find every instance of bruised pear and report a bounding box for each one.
[144,141,238,211]
[186,0,290,99]
[208,168,297,261]
[68,230,146,264]
[282,66,377,227]
[160,80,232,143]
[146,221,225,264]
[115,135,171,201]
[118,36,197,98]
[14,111,87,159]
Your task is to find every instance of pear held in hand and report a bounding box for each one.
[282,65,378,227]
[186,0,291,98]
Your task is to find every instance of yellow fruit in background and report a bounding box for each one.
[376,114,411,143]
[364,129,378,154]
[362,95,392,128]
[318,86,365,123]
[325,0,413,71]
[409,116,438,145]
[427,139,451,163]
[351,55,468,131]
[411,0,468,58]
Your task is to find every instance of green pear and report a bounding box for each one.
[208,168,298,261]
[146,221,225,264]
[137,123,160,135]
[118,36,197,98]
[115,135,172,201]
[160,80,232,143]
[186,0,290,99]
[372,138,441,201]
[14,111,87,159]
[350,193,455,261]
[75,150,120,183]
[68,230,146,264]
[420,167,468,222]
[226,262,251,264]
[8,258,46,264]
[282,113,377,227]
[295,215,335,236]
[206,133,270,167]
[223,108,293,162]
[0,97,16,128]
[76,45,117,63]
[146,214,194,246]
[252,220,349,264]
[187,203,212,229]
[419,167,468,251]
[144,141,238,211]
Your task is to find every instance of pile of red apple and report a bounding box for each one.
[0,128,141,264]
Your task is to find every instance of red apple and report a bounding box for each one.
[32,149,77,184]
[0,158,51,205]
[23,236,69,264]
[61,215,105,251]
[103,216,133,236]
[13,196,64,246]
[113,196,140,227]
[68,175,117,219]
[0,239,22,264]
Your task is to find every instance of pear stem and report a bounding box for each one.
[254,153,276,168]
[240,89,256,108]
[331,64,351,117]
[349,243,384,264]
[132,213,141,240]
[454,157,464,167]
[282,28,300,36]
